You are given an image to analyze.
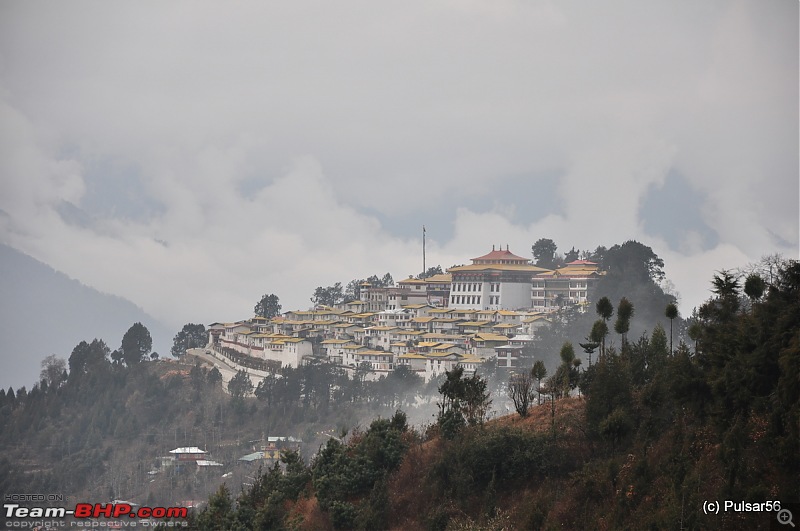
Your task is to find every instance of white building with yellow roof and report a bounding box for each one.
[532,259,602,311]
[387,277,430,310]
[396,352,428,374]
[448,246,551,311]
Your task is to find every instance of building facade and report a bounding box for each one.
[448,246,550,310]
[531,259,601,311]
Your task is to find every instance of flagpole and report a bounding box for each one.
[423,225,426,277]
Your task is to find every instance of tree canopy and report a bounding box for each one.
[68,339,110,376]
[228,369,254,405]
[418,265,443,279]
[39,354,67,389]
[120,322,152,366]
[254,293,282,318]
[602,240,665,284]
[531,238,559,269]
[311,283,344,307]
[437,367,492,438]
[171,323,207,357]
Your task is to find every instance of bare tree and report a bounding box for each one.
[507,371,534,418]
[40,354,66,388]
[531,360,547,405]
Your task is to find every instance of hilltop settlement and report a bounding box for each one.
[203,246,602,382]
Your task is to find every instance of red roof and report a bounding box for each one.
[471,248,529,264]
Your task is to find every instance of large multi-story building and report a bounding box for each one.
[447,246,550,310]
[359,283,390,313]
[531,259,601,311]
[387,277,430,310]
[361,274,452,311]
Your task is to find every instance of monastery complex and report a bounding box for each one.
[205,247,602,382]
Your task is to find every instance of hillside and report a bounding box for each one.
[1,259,797,530]
[190,260,798,530]
[0,346,438,509]
[0,243,172,389]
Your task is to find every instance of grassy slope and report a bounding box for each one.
[281,395,787,530]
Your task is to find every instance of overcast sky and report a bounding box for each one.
[1,0,797,332]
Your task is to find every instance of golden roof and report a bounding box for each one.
[433,343,461,350]
[398,278,427,285]
[424,273,453,283]
[522,316,550,323]
[398,353,427,359]
[425,351,463,359]
[448,263,549,273]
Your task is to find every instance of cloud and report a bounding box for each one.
[2,146,425,328]
[0,0,796,330]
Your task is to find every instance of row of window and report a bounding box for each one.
[349,355,391,361]
[531,281,589,289]
[532,291,588,298]
[450,295,481,305]
[532,291,586,306]
[452,283,483,292]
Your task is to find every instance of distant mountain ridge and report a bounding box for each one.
[0,243,172,390]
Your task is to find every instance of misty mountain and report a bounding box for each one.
[0,243,172,390]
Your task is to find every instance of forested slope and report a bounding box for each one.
[191,260,799,530]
